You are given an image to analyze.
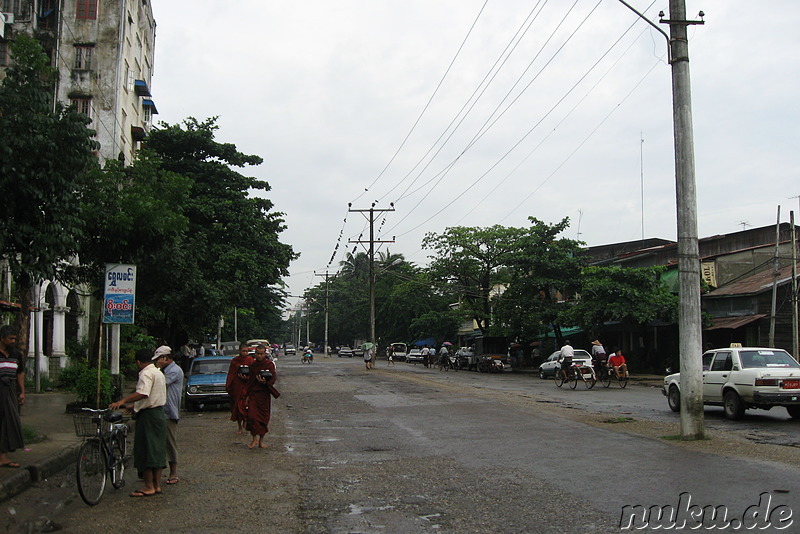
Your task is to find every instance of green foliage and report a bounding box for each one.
[0,35,99,282]
[408,309,462,343]
[62,363,113,405]
[561,265,678,330]
[65,338,90,365]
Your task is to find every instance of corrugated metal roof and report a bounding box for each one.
[705,262,799,297]
[705,314,767,330]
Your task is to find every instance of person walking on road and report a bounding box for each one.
[0,325,25,469]
[110,348,167,497]
[154,345,183,485]
[226,342,254,434]
[246,345,277,449]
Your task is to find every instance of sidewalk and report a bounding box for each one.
[0,392,83,502]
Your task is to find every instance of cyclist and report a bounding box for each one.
[608,349,629,378]
[590,339,607,371]
[557,340,574,380]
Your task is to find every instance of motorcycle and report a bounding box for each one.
[301,350,313,364]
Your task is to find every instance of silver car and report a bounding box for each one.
[538,349,592,379]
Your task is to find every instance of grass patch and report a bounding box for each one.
[601,417,635,424]
[23,425,46,444]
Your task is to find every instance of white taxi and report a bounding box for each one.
[662,346,800,420]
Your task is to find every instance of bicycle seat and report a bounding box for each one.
[105,411,124,423]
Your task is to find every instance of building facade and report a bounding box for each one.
[1,0,158,378]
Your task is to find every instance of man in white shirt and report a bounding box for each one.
[558,340,575,379]
[110,348,167,497]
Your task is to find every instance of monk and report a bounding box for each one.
[246,344,277,449]
[226,342,254,434]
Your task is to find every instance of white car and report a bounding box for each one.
[662,347,800,420]
[538,349,592,379]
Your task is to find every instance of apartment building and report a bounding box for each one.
[1,0,158,164]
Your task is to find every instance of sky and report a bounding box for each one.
[150,1,800,309]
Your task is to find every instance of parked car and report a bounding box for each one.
[538,349,592,379]
[184,355,233,411]
[406,348,424,364]
[337,346,353,357]
[390,342,408,362]
[662,346,800,420]
[352,347,365,358]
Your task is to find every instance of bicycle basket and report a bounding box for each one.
[73,413,111,438]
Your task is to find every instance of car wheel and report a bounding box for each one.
[786,405,800,419]
[538,368,546,379]
[723,390,745,420]
[667,385,680,412]
[185,401,197,412]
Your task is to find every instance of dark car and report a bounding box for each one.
[185,355,233,411]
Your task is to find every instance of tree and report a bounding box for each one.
[422,225,528,333]
[0,35,99,347]
[492,217,585,341]
[133,117,296,342]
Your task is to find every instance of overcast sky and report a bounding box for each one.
[151,1,800,308]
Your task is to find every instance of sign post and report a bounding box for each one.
[102,264,136,406]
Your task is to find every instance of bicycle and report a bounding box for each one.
[599,364,629,388]
[73,408,129,506]
[555,362,596,389]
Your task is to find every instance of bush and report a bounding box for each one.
[61,363,113,405]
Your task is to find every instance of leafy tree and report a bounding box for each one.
[492,217,585,341]
[422,225,529,333]
[135,117,296,342]
[560,265,678,330]
[0,35,98,347]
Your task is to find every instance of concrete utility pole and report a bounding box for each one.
[662,1,705,440]
[791,211,798,360]
[348,203,395,347]
[315,271,334,356]
[769,206,781,347]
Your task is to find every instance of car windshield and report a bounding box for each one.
[739,350,800,369]
[191,360,230,375]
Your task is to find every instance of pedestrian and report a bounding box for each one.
[180,342,195,372]
[110,348,167,497]
[364,346,373,370]
[0,325,25,469]
[153,345,183,486]
[246,345,277,449]
[439,344,449,369]
[387,345,394,366]
[226,342,254,434]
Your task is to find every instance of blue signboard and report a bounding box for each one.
[103,264,136,324]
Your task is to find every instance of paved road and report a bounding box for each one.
[5,357,799,533]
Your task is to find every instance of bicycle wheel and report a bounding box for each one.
[569,369,579,389]
[555,370,565,388]
[619,375,629,389]
[110,432,127,489]
[600,369,611,388]
[585,370,597,389]
[77,439,107,506]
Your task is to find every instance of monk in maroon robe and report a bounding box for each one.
[226,343,254,434]
[246,345,277,449]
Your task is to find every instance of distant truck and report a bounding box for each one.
[390,342,408,362]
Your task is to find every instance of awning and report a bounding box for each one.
[142,99,158,114]
[134,79,151,97]
[705,314,766,331]
[130,125,146,141]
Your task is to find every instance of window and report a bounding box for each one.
[76,0,98,20]
[3,0,31,18]
[0,41,7,67]
[70,97,92,119]
[710,352,732,372]
[74,45,93,70]
[143,104,151,123]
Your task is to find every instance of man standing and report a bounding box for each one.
[246,344,278,449]
[0,326,24,469]
[153,345,183,486]
[110,348,167,497]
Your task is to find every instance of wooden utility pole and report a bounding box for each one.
[348,203,395,347]
[769,206,781,347]
[791,211,798,360]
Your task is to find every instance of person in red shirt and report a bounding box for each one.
[608,349,629,378]
[226,342,255,434]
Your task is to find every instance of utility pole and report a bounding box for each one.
[315,271,334,356]
[769,206,781,347]
[790,211,798,360]
[661,2,705,439]
[348,203,395,347]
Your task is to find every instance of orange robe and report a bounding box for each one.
[226,355,254,422]
[246,359,277,437]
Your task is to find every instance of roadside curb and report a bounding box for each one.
[0,443,81,503]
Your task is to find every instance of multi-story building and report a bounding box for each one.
[1,0,159,379]
[1,0,158,164]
